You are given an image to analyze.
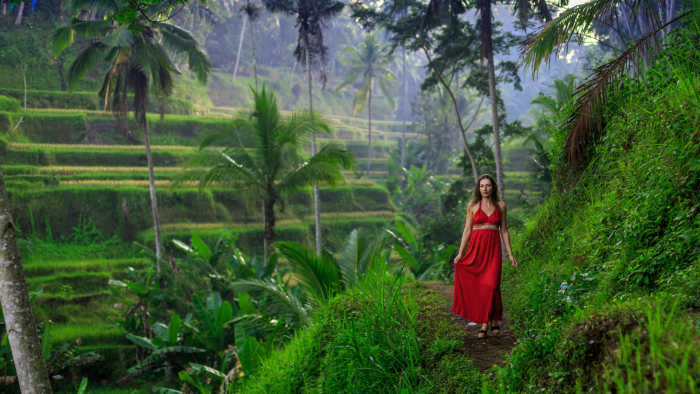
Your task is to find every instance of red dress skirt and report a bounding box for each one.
[452,200,503,324]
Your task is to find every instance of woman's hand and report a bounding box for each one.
[509,255,518,268]
[454,253,462,265]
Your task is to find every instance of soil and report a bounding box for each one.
[424,282,517,372]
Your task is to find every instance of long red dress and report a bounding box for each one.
[452,200,503,324]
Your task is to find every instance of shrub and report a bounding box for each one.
[0,94,21,112]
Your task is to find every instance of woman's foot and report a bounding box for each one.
[477,329,487,339]
[491,321,500,335]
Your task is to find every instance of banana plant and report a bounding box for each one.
[391,220,455,281]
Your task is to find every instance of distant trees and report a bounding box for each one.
[263,0,344,257]
[238,0,263,88]
[50,1,212,294]
[178,85,355,262]
[334,33,398,177]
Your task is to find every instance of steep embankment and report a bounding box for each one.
[498,73,700,392]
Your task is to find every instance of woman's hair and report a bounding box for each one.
[469,174,502,211]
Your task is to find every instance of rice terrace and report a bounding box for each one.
[0,0,699,392]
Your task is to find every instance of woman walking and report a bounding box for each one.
[453,174,518,338]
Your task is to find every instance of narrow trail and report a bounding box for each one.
[424,282,517,372]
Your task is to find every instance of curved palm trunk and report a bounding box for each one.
[486,55,504,194]
[249,20,258,89]
[400,43,407,189]
[304,34,322,257]
[480,0,505,193]
[0,164,53,394]
[232,14,247,83]
[14,1,24,26]
[366,85,372,178]
[141,119,165,313]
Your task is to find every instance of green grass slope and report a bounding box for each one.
[498,73,700,392]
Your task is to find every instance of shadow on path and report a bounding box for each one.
[424,282,517,372]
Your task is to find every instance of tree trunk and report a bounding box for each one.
[400,43,407,189]
[232,14,247,83]
[263,199,275,262]
[249,19,258,89]
[141,119,165,314]
[421,47,479,183]
[304,34,322,257]
[289,61,296,86]
[366,86,372,178]
[2,1,7,16]
[486,55,504,194]
[23,70,27,111]
[14,1,24,26]
[0,164,53,394]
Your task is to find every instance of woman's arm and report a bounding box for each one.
[454,203,474,264]
[499,202,518,268]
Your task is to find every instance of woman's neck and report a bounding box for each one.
[482,196,494,205]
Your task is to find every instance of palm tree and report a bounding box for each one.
[263,0,345,258]
[0,164,53,393]
[335,33,399,177]
[239,0,262,88]
[51,3,212,285]
[177,84,355,262]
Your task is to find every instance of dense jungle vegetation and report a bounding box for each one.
[0,0,699,391]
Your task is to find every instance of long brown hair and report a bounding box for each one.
[469,174,502,213]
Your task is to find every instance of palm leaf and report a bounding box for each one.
[158,26,212,84]
[50,26,75,57]
[100,25,134,47]
[69,18,112,40]
[337,228,372,285]
[275,242,340,305]
[66,41,107,93]
[229,279,311,325]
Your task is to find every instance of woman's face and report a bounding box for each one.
[479,178,493,198]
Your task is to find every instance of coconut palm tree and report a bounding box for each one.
[51,2,212,283]
[334,33,399,177]
[238,0,262,88]
[176,84,355,262]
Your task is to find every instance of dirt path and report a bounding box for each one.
[424,282,516,372]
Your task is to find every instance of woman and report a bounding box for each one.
[453,174,518,338]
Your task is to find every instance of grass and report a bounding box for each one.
[235,277,482,393]
[8,142,195,151]
[23,258,149,277]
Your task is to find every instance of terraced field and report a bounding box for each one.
[1,94,536,387]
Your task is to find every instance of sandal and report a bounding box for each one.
[477,329,487,339]
[491,325,500,335]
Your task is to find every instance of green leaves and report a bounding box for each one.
[238,336,267,374]
[276,241,341,305]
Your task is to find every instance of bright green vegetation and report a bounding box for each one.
[237,277,481,393]
[495,61,700,391]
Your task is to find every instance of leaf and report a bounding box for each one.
[108,279,127,287]
[393,245,420,271]
[395,220,416,245]
[168,314,181,344]
[238,336,266,374]
[153,388,183,394]
[41,320,51,360]
[77,377,88,394]
[172,239,195,255]
[215,302,233,330]
[192,295,216,336]
[191,235,212,261]
[189,363,227,379]
[126,334,157,351]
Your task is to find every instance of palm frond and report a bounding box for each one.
[333,67,364,96]
[518,0,662,77]
[156,23,212,84]
[100,25,134,47]
[276,142,355,192]
[66,42,108,93]
[176,149,264,192]
[50,26,75,57]
[275,242,340,305]
[69,18,112,39]
[353,76,372,115]
[337,228,372,285]
[377,76,398,110]
[563,13,686,165]
[229,278,311,325]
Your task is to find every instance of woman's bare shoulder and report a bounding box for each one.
[498,201,507,211]
[466,201,477,213]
